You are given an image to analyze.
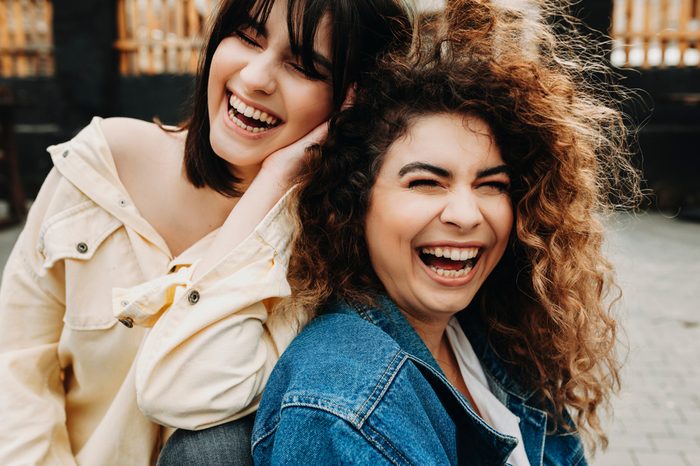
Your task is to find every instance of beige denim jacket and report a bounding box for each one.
[0,118,300,465]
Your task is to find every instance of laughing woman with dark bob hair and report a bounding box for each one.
[0,0,411,463]
[251,1,641,464]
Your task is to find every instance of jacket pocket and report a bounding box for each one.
[39,200,122,268]
[39,201,126,330]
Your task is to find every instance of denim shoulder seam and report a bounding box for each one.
[251,421,278,451]
[361,422,411,466]
[354,350,408,427]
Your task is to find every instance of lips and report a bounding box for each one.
[417,245,482,279]
[226,91,282,134]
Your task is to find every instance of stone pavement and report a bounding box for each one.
[0,222,20,274]
[592,212,700,466]
[0,212,698,464]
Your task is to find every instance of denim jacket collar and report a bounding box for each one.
[326,297,552,466]
[330,297,537,402]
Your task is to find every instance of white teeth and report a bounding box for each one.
[429,265,473,278]
[228,93,279,126]
[420,246,479,259]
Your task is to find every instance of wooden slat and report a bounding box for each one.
[174,0,184,72]
[678,0,691,66]
[117,0,128,74]
[0,2,12,77]
[187,0,199,71]
[11,0,27,76]
[40,0,53,75]
[641,0,652,68]
[623,0,634,66]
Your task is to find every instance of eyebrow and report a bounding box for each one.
[477,164,511,178]
[398,162,510,179]
[398,162,450,178]
[242,17,332,73]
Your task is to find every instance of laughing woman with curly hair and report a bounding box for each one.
[251,1,642,464]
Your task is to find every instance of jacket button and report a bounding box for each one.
[76,242,89,254]
[119,317,134,328]
[62,150,69,158]
[187,290,200,305]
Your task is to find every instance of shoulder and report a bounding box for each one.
[280,312,403,376]
[260,311,407,408]
[100,117,186,174]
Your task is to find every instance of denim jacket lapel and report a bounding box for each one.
[327,298,520,465]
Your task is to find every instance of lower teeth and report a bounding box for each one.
[228,109,269,134]
[429,265,472,278]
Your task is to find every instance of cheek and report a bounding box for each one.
[289,82,333,124]
[487,198,514,252]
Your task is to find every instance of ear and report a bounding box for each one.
[342,84,357,110]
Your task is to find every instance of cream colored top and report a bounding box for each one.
[0,118,299,465]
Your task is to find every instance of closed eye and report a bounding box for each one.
[478,180,510,193]
[234,30,260,48]
[288,62,327,81]
[408,179,441,189]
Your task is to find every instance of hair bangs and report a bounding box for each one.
[287,0,333,81]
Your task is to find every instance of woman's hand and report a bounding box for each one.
[191,122,328,281]
[260,122,328,191]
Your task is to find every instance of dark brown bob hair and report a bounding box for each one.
[288,0,641,450]
[181,0,412,197]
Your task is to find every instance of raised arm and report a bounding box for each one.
[125,124,326,429]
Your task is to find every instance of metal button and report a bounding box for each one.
[119,317,134,328]
[76,242,89,254]
[62,150,69,158]
[187,290,200,305]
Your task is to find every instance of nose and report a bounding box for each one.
[239,52,277,95]
[439,189,484,230]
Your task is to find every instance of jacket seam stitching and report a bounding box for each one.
[361,423,410,465]
[354,351,408,426]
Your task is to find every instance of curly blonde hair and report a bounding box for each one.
[285,0,641,452]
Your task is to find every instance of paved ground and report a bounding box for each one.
[592,212,700,466]
[0,212,699,464]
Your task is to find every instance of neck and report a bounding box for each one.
[401,312,451,360]
[233,163,262,188]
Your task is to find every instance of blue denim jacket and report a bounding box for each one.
[252,298,586,465]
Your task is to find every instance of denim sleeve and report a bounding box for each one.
[253,407,399,465]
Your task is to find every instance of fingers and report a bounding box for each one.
[300,121,329,147]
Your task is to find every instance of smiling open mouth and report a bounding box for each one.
[227,92,281,134]
[418,246,481,278]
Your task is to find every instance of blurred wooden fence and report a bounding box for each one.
[612,0,700,67]
[115,0,215,75]
[0,0,53,77]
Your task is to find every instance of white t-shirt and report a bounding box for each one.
[445,318,531,466]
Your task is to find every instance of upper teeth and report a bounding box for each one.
[229,94,279,125]
[421,247,479,261]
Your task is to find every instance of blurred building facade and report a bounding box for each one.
[0,0,698,211]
